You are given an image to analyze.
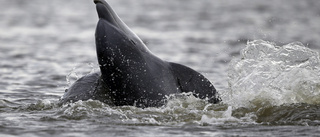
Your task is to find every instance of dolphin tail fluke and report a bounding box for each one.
[169,62,221,104]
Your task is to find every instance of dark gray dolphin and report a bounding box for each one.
[60,0,220,107]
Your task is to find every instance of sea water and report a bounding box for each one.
[1,0,320,136]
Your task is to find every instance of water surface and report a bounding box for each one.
[1,0,320,136]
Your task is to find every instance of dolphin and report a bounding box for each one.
[60,0,220,107]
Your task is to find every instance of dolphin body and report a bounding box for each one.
[60,0,220,107]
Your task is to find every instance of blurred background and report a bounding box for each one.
[1,0,320,91]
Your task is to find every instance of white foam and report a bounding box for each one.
[200,106,241,125]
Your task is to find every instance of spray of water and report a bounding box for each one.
[226,40,320,108]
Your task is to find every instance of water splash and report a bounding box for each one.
[55,94,237,126]
[226,40,320,108]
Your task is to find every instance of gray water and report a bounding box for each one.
[1,0,320,136]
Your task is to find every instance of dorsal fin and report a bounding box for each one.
[169,62,220,103]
